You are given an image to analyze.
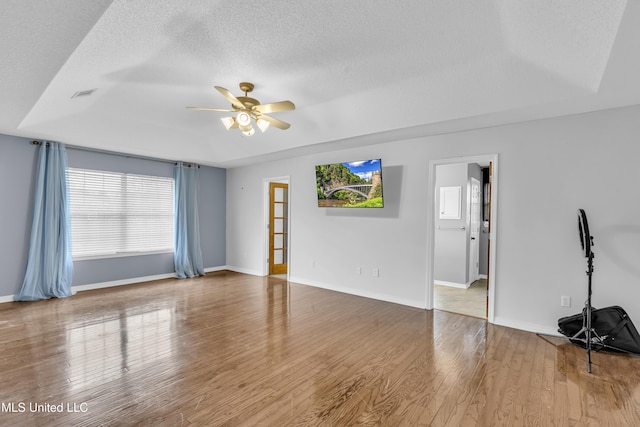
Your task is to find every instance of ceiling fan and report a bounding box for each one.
[187,82,295,136]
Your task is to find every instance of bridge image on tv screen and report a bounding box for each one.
[315,159,383,208]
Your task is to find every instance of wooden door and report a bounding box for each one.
[269,183,288,275]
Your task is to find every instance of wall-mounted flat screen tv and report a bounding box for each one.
[315,159,383,208]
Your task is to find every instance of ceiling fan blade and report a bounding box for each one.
[215,86,246,110]
[259,114,291,130]
[254,100,295,114]
[187,107,236,112]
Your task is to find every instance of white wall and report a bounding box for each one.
[226,105,640,335]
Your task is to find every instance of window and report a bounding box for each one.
[67,168,174,259]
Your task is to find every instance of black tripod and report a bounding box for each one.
[571,248,604,373]
[558,209,640,366]
[571,209,603,373]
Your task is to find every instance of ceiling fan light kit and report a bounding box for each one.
[236,111,251,127]
[220,116,236,130]
[188,82,295,136]
[257,119,270,133]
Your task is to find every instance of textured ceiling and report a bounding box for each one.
[1,0,638,168]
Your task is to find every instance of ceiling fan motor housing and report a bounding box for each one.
[237,82,258,109]
[239,82,254,93]
[237,96,259,109]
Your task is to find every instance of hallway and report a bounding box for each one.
[434,279,487,318]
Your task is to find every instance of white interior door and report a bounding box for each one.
[469,177,480,283]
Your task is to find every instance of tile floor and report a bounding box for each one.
[434,279,487,318]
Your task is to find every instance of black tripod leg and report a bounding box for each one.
[586,297,594,373]
[585,253,594,373]
[586,326,592,373]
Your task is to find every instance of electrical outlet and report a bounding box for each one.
[355,267,361,275]
[561,296,571,307]
[373,268,379,278]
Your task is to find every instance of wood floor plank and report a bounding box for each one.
[1,271,640,426]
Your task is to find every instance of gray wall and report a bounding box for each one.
[0,134,226,296]
[0,135,38,297]
[198,164,227,270]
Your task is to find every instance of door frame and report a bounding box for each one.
[263,176,291,278]
[426,154,498,323]
[468,176,481,284]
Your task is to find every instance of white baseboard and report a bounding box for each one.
[226,265,265,276]
[290,277,562,337]
[204,266,228,274]
[0,266,229,303]
[0,269,563,340]
[71,272,178,293]
[289,276,426,309]
[73,265,230,293]
[434,280,471,289]
[479,274,488,279]
[493,316,561,337]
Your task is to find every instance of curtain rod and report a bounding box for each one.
[31,140,199,167]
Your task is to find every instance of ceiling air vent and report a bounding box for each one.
[71,89,97,99]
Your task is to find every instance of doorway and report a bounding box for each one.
[427,155,498,322]
[264,177,290,279]
[269,182,288,275]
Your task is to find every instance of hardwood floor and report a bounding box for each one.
[1,271,639,426]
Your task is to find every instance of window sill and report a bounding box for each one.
[73,250,173,262]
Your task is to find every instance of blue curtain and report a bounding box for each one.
[174,162,204,278]
[16,142,74,301]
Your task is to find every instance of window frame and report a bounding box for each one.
[67,167,175,261]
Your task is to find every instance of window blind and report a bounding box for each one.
[67,168,174,258]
